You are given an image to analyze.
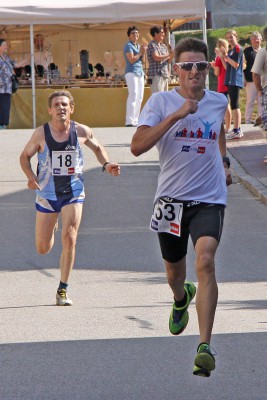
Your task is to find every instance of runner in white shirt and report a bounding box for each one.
[131,37,232,378]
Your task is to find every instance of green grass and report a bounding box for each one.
[174,25,265,122]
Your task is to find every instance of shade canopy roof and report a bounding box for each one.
[0,0,206,28]
[0,0,206,129]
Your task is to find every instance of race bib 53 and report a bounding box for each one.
[150,197,183,237]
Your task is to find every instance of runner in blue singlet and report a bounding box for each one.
[20,90,120,306]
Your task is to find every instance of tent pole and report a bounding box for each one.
[202,9,209,89]
[202,18,207,43]
[30,24,36,129]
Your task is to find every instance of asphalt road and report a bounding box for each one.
[0,128,266,400]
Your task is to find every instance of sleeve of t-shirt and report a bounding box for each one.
[124,42,133,54]
[138,93,165,127]
[230,45,243,64]
[215,56,222,68]
[149,41,157,54]
[251,48,266,74]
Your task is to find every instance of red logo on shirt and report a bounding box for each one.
[197,146,206,154]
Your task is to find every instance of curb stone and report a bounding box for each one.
[227,149,267,205]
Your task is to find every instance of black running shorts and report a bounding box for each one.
[157,200,225,263]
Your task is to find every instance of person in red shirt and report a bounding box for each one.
[210,38,232,133]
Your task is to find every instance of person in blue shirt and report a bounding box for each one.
[123,26,147,127]
[220,29,244,139]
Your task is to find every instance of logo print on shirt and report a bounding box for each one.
[182,145,190,152]
[174,118,218,140]
[181,145,206,154]
[65,145,76,150]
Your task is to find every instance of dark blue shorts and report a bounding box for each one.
[35,193,85,213]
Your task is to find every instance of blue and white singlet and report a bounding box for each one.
[36,121,85,201]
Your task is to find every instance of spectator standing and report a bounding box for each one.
[123,26,147,127]
[210,38,232,132]
[220,29,244,139]
[147,25,174,94]
[243,31,263,124]
[16,34,54,76]
[33,34,54,70]
[0,38,20,129]
[252,26,267,162]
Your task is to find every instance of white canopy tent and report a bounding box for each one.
[0,0,207,127]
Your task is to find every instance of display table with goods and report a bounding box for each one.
[10,75,179,129]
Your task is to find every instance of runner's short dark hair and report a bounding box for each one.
[175,38,208,62]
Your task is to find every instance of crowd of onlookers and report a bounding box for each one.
[122,24,267,161]
[1,26,267,159]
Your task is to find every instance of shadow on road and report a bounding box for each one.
[1,164,267,284]
[0,332,266,400]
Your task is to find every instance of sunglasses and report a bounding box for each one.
[175,61,209,71]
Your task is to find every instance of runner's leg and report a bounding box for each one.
[165,257,186,301]
[194,236,218,344]
[60,203,83,284]
[36,210,59,254]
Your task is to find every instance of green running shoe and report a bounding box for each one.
[193,343,216,377]
[169,281,196,335]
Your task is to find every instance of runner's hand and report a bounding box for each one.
[105,163,120,176]
[176,99,198,119]
[28,176,41,190]
[224,166,232,186]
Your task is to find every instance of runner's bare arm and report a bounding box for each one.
[20,128,43,190]
[80,124,120,176]
[131,99,198,156]
[218,123,227,157]
[219,123,232,186]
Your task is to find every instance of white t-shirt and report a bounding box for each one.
[138,88,228,205]
[251,47,267,89]
[17,49,54,70]
[34,49,54,69]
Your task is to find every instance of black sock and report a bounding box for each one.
[174,291,187,308]
[58,281,68,291]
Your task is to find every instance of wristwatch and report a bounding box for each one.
[222,156,230,168]
[102,162,110,172]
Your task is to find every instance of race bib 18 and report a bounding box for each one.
[52,150,77,176]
